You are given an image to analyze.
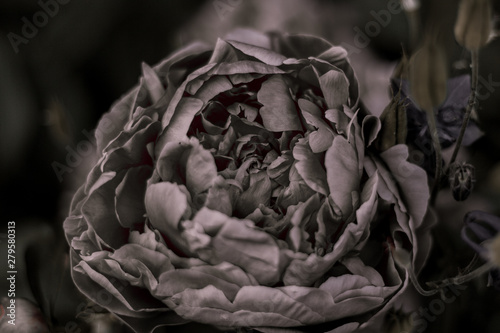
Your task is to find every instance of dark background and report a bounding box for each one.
[0,0,500,332]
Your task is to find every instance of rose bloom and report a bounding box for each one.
[64,30,432,332]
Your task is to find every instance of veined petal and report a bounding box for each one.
[325,135,360,218]
[258,75,303,132]
[144,182,192,256]
[293,138,329,196]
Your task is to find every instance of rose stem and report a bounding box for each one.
[429,106,443,205]
[429,262,494,288]
[447,48,479,171]
[409,260,493,296]
[408,264,440,296]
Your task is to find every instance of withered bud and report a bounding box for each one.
[375,90,407,152]
[409,40,448,112]
[449,162,475,201]
[454,0,492,50]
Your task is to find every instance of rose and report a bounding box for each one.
[64,30,432,332]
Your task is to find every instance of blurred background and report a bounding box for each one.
[0,0,500,332]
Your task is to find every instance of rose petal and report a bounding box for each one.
[205,178,233,216]
[144,182,192,256]
[267,152,293,187]
[288,194,321,253]
[293,138,329,196]
[319,274,371,298]
[210,60,286,76]
[186,141,218,195]
[115,165,153,228]
[213,220,285,286]
[324,323,361,333]
[94,88,136,154]
[235,172,272,218]
[380,145,429,229]
[325,135,360,218]
[340,256,384,287]
[159,97,204,145]
[156,263,261,302]
[194,75,233,104]
[317,69,350,110]
[278,165,317,209]
[141,62,164,104]
[201,101,231,135]
[102,119,161,172]
[81,171,128,249]
[209,38,242,64]
[325,108,351,135]
[299,99,335,153]
[226,40,287,66]
[71,250,173,318]
[258,75,303,132]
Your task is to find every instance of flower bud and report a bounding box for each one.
[409,40,448,112]
[454,0,492,50]
[449,162,475,201]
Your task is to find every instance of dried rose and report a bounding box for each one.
[64,30,432,332]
